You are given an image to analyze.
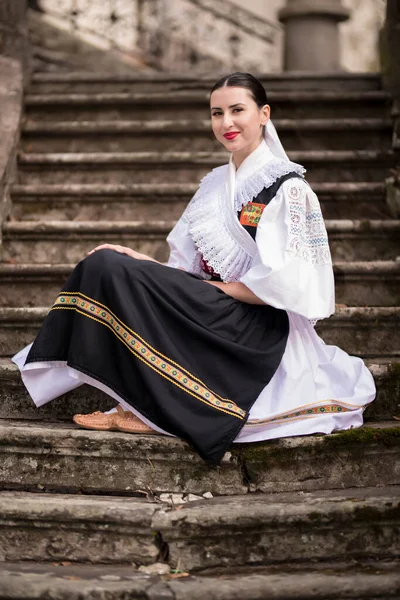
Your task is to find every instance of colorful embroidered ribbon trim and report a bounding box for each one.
[52,292,246,420]
[239,202,266,227]
[246,401,357,427]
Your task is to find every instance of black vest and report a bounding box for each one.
[238,171,304,241]
[208,172,304,281]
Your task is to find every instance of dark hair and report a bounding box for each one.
[210,72,268,108]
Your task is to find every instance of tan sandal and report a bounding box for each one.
[73,404,127,431]
[116,410,156,434]
[73,405,157,434]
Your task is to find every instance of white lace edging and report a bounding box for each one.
[186,166,254,282]
[234,158,305,213]
[185,160,306,283]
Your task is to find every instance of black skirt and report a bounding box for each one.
[25,249,289,464]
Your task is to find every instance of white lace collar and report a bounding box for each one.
[234,141,305,212]
[186,140,305,282]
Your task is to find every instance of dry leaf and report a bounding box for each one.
[167,571,190,579]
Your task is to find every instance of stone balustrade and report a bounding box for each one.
[0,0,30,82]
[0,0,27,258]
[0,57,24,260]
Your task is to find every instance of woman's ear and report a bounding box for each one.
[261,104,271,127]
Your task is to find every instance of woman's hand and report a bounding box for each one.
[87,244,157,262]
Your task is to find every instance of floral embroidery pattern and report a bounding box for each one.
[52,292,246,420]
[246,401,354,427]
[286,181,332,265]
[240,202,266,227]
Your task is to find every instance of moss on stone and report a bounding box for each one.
[235,440,310,471]
[353,502,400,522]
[322,426,400,449]
[359,220,372,231]
[236,425,400,481]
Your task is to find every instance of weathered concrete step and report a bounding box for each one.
[21,118,393,152]
[154,486,400,571]
[0,358,397,423]
[0,261,398,307]
[316,307,400,358]
[10,181,391,221]
[30,71,384,93]
[2,561,400,600]
[2,221,169,264]
[0,420,398,496]
[0,491,159,564]
[0,306,398,359]
[17,150,395,184]
[3,220,400,263]
[0,487,399,569]
[334,261,400,306]
[24,90,392,120]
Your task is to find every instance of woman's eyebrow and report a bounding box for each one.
[210,103,246,110]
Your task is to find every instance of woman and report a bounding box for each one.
[13,73,376,464]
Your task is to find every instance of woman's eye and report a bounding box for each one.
[233,108,243,113]
[211,111,222,117]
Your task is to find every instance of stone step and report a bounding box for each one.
[30,71,384,93]
[24,90,392,121]
[1,487,398,569]
[0,261,398,308]
[1,561,400,600]
[17,150,395,184]
[153,486,400,571]
[0,491,160,564]
[0,358,397,423]
[316,307,400,358]
[334,261,400,306]
[21,118,393,152]
[0,419,398,496]
[3,220,400,264]
[10,182,391,221]
[0,306,398,359]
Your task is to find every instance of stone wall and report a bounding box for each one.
[33,0,386,73]
[0,0,28,258]
[381,0,400,217]
[34,0,281,73]
[0,0,30,82]
[340,0,386,72]
[0,57,24,259]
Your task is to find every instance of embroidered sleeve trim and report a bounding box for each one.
[52,291,246,420]
[284,179,332,266]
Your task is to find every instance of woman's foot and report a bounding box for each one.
[115,410,155,434]
[73,404,156,434]
[72,409,120,431]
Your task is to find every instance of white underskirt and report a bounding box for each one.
[12,312,375,443]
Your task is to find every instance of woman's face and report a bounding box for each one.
[210,86,270,160]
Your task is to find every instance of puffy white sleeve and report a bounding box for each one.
[166,211,203,274]
[240,177,335,320]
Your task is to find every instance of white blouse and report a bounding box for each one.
[167,140,335,321]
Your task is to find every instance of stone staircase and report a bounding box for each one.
[0,71,399,598]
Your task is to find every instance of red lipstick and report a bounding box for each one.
[223,132,240,140]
